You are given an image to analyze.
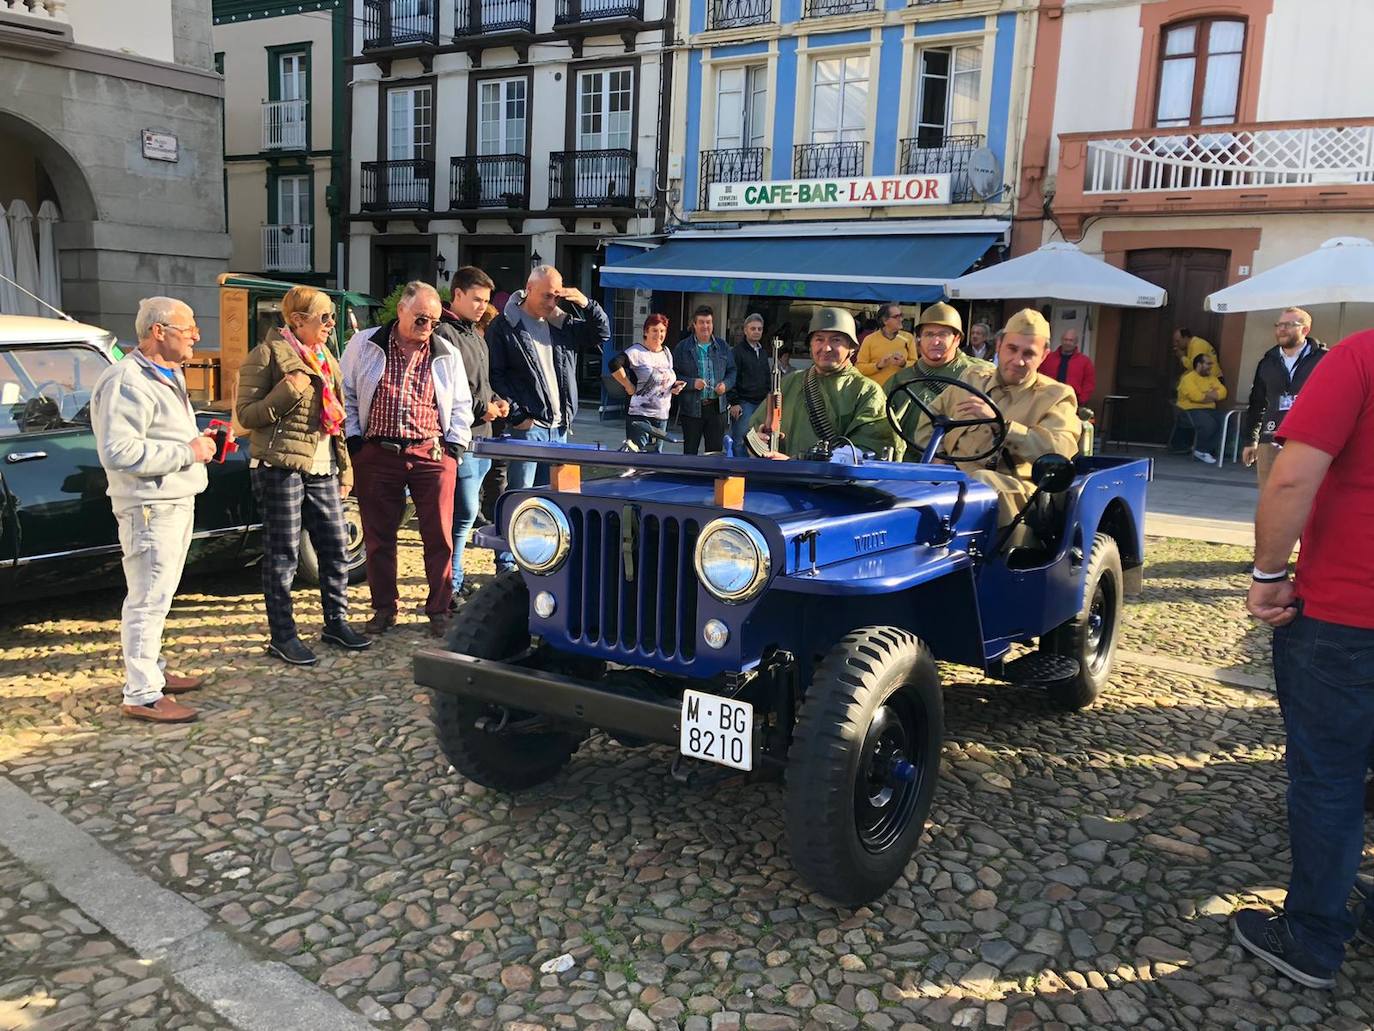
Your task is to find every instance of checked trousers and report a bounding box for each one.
[251,465,350,643]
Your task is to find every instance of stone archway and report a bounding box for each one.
[0,109,98,224]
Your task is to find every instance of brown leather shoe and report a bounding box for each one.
[427,613,449,638]
[364,610,397,635]
[162,673,204,694]
[122,696,198,723]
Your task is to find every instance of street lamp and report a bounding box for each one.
[530,250,542,269]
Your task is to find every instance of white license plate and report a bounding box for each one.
[679,689,753,771]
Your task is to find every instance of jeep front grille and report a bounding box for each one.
[566,505,700,662]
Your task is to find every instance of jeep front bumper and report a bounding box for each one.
[413,648,682,747]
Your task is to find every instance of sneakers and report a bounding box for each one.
[122,696,197,723]
[1232,908,1337,989]
[1192,449,1217,464]
[321,620,371,651]
[267,636,319,666]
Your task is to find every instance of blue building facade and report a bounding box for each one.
[603,0,1033,318]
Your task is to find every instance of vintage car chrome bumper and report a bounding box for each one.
[413,648,682,746]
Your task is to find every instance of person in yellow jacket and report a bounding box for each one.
[1172,327,1218,373]
[1175,351,1228,463]
[855,303,918,386]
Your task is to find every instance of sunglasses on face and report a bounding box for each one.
[410,314,438,328]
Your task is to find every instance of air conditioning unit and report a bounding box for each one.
[634,166,656,200]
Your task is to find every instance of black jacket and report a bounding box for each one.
[435,308,497,439]
[731,339,771,405]
[1244,338,1328,445]
[487,292,611,428]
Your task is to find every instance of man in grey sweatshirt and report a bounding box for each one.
[91,297,216,723]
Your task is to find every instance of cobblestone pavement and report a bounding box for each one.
[2,534,1372,1031]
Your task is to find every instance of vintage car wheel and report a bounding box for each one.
[786,627,943,907]
[431,572,585,791]
[1040,533,1122,710]
[296,497,367,586]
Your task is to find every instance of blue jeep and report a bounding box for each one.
[414,378,1150,905]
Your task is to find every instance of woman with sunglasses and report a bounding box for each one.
[236,285,371,665]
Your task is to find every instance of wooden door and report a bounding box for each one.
[1115,248,1228,443]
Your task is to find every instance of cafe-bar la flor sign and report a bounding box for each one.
[708,173,952,212]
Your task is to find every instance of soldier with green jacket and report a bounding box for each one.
[748,307,892,460]
[886,301,993,461]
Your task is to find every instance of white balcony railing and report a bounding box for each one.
[263,99,308,151]
[0,1,69,24]
[1083,122,1374,194]
[262,224,312,273]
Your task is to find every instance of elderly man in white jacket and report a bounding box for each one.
[91,296,216,724]
[341,280,472,638]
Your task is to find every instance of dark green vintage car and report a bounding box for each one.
[0,315,365,601]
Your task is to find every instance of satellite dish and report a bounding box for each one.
[967,147,1002,200]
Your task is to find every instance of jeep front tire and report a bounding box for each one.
[786,627,943,907]
[1040,532,1123,710]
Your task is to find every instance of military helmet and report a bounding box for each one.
[918,301,963,337]
[807,306,859,350]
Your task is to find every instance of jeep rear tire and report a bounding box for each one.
[786,627,943,907]
[1040,532,1122,710]
[431,572,584,791]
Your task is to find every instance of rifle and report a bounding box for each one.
[745,336,785,457]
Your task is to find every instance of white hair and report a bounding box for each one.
[134,296,187,340]
[397,280,441,309]
[527,264,560,287]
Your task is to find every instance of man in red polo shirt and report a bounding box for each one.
[1234,328,1374,989]
[342,282,473,637]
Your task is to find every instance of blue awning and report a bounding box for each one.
[600,231,1001,302]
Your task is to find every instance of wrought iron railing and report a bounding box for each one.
[1081,122,1374,193]
[360,159,436,211]
[899,134,983,202]
[262,99,307,151]
[454,0,534,36]
[793,140,865,178]
[362,0,439,49]
[262,225,312,273]
[549,149,635,207]
[699,147,768,208]
[554,0,644,23]
[708,0,771,29]
[803,0,874,16]
[450,155,529,208]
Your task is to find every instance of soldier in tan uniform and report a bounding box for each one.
[925,308,1081,526]
[886,301,994,461]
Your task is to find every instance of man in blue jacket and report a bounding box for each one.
[487,264,610,567]
[672,305,736,454]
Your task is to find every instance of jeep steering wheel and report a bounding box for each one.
[886,374,1008,464]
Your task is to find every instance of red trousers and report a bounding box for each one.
[353,441,457,616]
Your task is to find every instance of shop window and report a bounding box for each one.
[1155,17,1245,127]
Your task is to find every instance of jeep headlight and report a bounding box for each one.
[508,498,570,574]
[694,517,770,603]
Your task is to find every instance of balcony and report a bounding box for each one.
[553,0,646,53]
[262,100,307,151]
[899,134,983,202]
[362,0,439,71]
[450,154,529,230]
[262,225,312,274]
[803,0,875,17]
[454,0,534,38]
[360,159,436,213]
[699,147,768,209]
[708,0,772,30]
[1054,117,1374,236]
[0,0,72,49]
[793,140,865,179]
[548,148,636,228]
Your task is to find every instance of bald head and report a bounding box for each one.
[524,264,565,320]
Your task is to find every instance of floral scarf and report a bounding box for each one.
[282,325,345,436]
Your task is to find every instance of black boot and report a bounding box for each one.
[268,636,319,666]
[322,620,371,651]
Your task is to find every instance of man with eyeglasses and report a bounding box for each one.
[1242,307,1327,489]
[342,281,473,638]
[856,303,918,387]
[884,302,992,461]
[91,297,217,723]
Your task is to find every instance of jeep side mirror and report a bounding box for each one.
[1030,454,1074,494]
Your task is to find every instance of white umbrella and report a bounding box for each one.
[1206,236,1374,313]
[36,200,62,312]
[0,201,20,315]
[7,199,40,316]
[945,241,1168,308]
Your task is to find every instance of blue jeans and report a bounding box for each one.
[499,424,567,571]
[729,400,759,452]
[451,454,491,591]
[1183,408,1223,456]
[1273,612,1374,970]
[626,415,667,453]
